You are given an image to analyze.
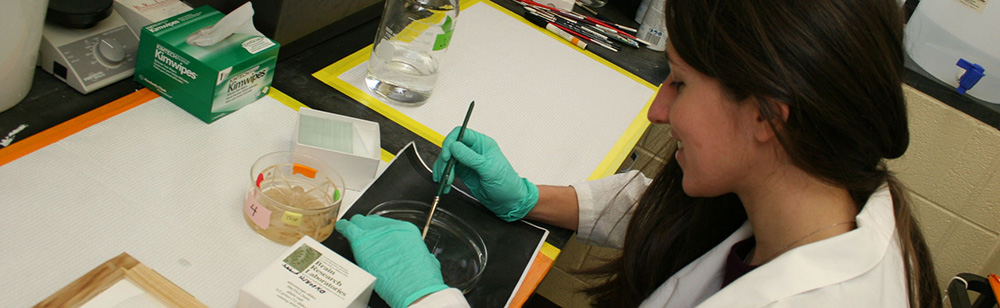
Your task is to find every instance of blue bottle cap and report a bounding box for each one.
[956,58,986,95]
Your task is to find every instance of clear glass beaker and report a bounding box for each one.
[244,151,345,245]
[364,0,460,106]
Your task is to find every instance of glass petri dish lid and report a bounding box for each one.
[368,200,487,293]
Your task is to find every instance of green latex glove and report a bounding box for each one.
[335,215,449,308]
[433,127,538,222]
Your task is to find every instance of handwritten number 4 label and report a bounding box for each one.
[245,190,272,229]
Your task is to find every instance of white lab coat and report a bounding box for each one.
[416,171,910,307]
[574,171,910,307]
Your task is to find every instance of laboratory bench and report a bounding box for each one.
[2,0,993,305]
[4,2,998,155]
[0,0,664,305]
[0,0,668,157]
[8,0,995,159]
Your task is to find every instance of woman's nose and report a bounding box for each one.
[647,85,672,124]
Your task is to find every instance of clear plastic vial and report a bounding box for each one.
[365,0,460,106]
[637,0,667,51]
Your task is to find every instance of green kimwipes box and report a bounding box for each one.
[134,5,279,123]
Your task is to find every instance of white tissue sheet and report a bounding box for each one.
[186,1,263,47]
[0,95,365,307]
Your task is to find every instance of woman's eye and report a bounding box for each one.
[669,81,685,90]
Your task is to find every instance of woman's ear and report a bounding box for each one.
[753,98,790,143]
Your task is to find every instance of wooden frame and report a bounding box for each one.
[34,253,207,308]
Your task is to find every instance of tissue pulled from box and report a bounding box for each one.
[186,2,262,47]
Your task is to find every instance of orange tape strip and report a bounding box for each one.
[509,250,555,307]
[0,89,159,168]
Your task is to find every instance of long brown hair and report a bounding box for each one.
[584,0,940,306]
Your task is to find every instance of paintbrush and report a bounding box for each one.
[422,101,475,239]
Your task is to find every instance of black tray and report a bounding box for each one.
[322,142,548,307]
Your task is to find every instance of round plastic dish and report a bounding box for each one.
[368,200,487,293]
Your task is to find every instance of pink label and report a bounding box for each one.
[244,190,271,229]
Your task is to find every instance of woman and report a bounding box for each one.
[333,0,941,306]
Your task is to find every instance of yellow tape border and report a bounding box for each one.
[311,0,656,178]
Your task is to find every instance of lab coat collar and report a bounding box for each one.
[696,185,897,307]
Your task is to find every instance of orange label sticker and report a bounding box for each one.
[292,164,317,178]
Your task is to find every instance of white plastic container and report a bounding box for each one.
[0,0,48,112]
[905,0,999,104]
[294,108,381,191]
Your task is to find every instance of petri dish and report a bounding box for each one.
[368,200,487,293]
